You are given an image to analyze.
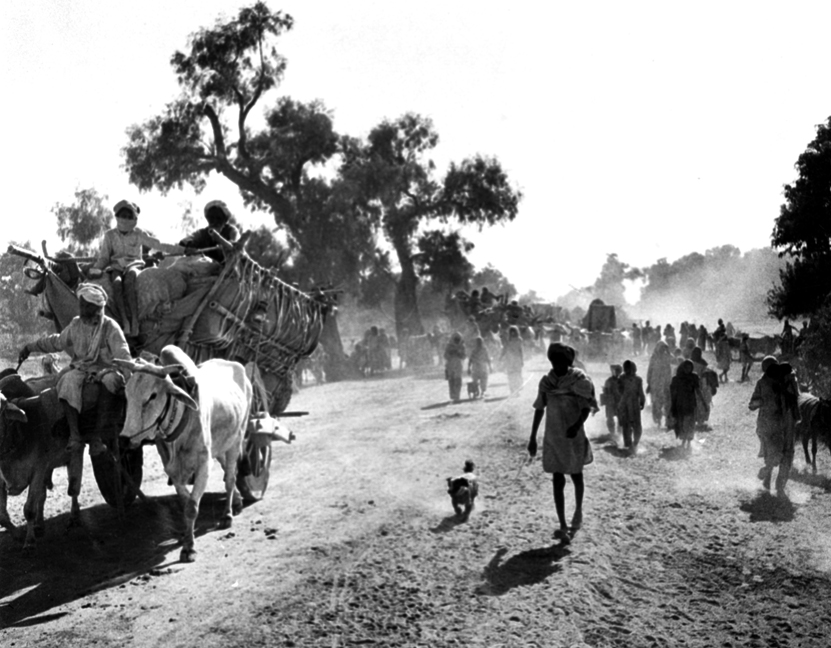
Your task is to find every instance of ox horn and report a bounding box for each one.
[113,358,186,379]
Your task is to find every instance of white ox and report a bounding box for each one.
[115,345,251,562]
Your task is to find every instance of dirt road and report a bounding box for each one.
[2,352,831,647]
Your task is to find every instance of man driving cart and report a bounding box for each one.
[18,283,132,497]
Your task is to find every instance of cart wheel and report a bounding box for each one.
[92,439,143,509]
[236,436,272,502]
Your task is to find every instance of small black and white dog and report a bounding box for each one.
[467,380,481,399]
[446,460,479,520]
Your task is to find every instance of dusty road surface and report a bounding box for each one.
[2,351,831,647]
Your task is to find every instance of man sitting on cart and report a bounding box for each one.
[88,199,190,336]
[18,283,132,497]
[179,200,240,264]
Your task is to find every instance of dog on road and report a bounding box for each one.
[446,460,478,520]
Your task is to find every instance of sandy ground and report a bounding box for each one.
[2,351,831,648]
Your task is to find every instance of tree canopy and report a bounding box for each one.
[471,264,517,299]
[769,116,831,318]
[122,3,374,294]
[121,3,383,376]
[343,113,521,335]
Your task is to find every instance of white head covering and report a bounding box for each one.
[76,283,108,306]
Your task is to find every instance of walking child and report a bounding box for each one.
[618,360,646,454]
[468,336,492,396]
[601,364,623,437]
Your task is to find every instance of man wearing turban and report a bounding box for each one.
[89,199,190,336]
[19,283,132,497]
[179,200,240,263]
[528,342,597,543]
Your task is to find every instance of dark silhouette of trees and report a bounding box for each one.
[471,264,517,299]
[342,113,521,337]
[414,230,474,295]
[769,116,831,318]
[120,3,377,379]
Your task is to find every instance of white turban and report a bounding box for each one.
[76,283,108,306]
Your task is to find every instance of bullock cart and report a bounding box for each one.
[8,232,328,508]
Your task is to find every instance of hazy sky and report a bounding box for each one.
[2,0,830,301]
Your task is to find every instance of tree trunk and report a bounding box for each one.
[392,239,424,338]
[318,307,351,382]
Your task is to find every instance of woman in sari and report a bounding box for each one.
[670,360,701,450]
[501,325,525,394]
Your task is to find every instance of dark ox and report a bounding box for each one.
[116,345,251,563]
[0,375,79,550]
[796,393,831,474]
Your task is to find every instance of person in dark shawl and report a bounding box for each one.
[179,200,240,263]
[500,325,525,394]
[697,325,709,352]
[618,359,646,454]
[601,364,623,436]
[690,346,714,431]
[670,360,701,450]
[468,336,492,396]
[443,332,467,402]
[749,357,800,496]
[528,343,597,543]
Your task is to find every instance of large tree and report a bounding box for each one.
[121,3,376,379]
[343,113,521,337]
[769,116,831,318]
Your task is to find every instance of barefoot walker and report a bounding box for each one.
[528,342,597,542]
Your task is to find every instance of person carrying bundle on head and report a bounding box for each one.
[88,199,192,336]
[179,200,240,263]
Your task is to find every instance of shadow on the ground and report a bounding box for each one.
[429,514,467,533]
[659,446,691,462]
[739,491,796,523]
[483,396,509,404]
[0,491,238,629]
[421,400,457,411]
[789,467,831,492]
[592,433,616,445]
[601,443,630,459]
[477,545,570,596]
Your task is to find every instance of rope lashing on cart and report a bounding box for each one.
[183,249,328,413]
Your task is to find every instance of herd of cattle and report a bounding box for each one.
[0,344,254,562]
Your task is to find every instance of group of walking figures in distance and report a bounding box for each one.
[443,325,528,402]
[603,317,806,497]
[524,335,803,546]
[602,340,719,456]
